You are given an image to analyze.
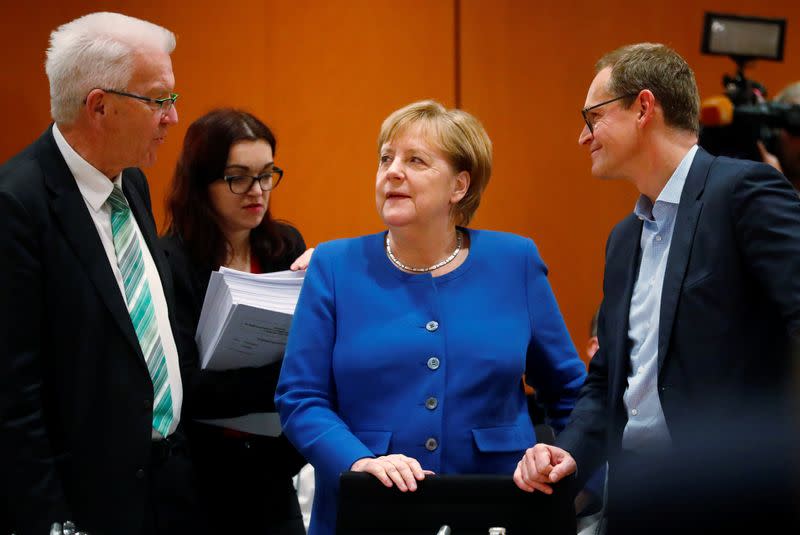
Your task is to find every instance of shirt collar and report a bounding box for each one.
[52,123,123,212]
[634,144,698,221]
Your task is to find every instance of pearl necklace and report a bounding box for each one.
[385,231,463,273]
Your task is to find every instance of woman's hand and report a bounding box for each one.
[350,454,432,491]
[290,248,315,271]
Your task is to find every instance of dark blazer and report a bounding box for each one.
[0,127,190,535]
[556,147,800,489]
[159,227,307,531]
[159,226,306,420]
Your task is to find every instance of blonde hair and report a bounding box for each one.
[45,12,176,124]
[377,100,492,226]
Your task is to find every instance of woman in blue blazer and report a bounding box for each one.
[275,100,587,535]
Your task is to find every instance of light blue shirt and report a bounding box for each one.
[622,144,698,452]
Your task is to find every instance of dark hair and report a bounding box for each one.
[596,43,700,135]
[165,108,287,270]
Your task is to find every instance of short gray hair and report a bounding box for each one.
[775,82,800,105]
[45,12,176,124]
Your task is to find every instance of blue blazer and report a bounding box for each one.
[276,228,587,535]
[556,148,800,490]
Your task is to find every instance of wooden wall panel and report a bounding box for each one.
[252,0,455,244]
[2,0,800,356]
[461,0,800,355]
[0,0,455,242]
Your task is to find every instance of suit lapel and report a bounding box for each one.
[40,128,146,363]
[657,148,712,369]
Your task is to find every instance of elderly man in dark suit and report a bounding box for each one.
[513,43,800,529]
[0,12,205,535]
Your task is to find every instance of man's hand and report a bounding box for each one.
[513,443,577,493]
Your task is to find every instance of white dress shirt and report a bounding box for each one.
[53,124,183,438]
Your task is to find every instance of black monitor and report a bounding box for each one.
[336,472,576,535]
[701,12,786,62]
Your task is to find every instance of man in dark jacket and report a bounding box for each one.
[0,12,205,535]
[514,42,800,530]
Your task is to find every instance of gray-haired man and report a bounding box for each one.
[0,12,205,535]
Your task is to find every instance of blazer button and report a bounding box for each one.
[425,397,438,410]
[425,321,439,332]
[425,438,438,451]
[427,357,440,370]
[136,468,145,479]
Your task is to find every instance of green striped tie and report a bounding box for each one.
[108,186,173,437]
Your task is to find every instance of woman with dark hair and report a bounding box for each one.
[161,108,311,535]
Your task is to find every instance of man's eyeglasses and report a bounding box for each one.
[101,88,179,114]
[581,93,639,134]
[222,167,284,194]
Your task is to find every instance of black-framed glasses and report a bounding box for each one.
[222,167,283,194]
[581,92,639,134]
[101,88,179,113]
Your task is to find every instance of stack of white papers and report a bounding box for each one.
[194,267,305,437]
[196,267,305,371]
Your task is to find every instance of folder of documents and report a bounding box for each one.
[196,267,304,371]
[193,267,305,436]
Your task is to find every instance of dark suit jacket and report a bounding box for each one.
[606,403,799,533]
[0,127,189,535]
[159,229,308,521]
[159,227,306,421]
[556,147,800,491]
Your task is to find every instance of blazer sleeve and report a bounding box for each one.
[0,189,71,532]
[555,231,619,488]
[522,238,587,433]
[275,243,375,483]
[731,164,800,340]
[555,320,612,487]
[161,235,283,418]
